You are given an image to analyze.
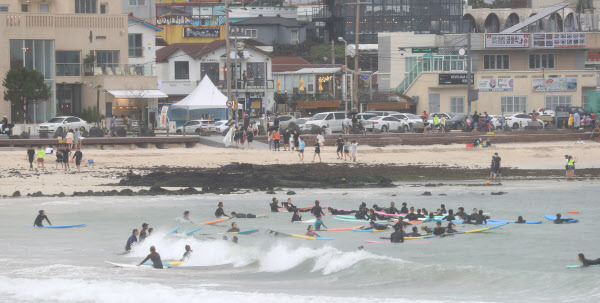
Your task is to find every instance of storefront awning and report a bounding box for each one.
[107,90,168,99]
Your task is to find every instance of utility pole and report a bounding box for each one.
[95,84,102,127]
[339,37,348,114]
[466,30,472,114]
[331,40,335,65]
[353,1,359,111]
[225,0,232,121]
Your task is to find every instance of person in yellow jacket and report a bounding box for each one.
[568,114,574,128]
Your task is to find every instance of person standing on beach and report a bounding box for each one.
[440,115,446,133]
[273,129,281,151]
[62,145,70,172]
[351,140,358,162]
[36,146,45,172]
[293,130,300,152]
[317,133,325,151]
[267,130,273,150]
[245,128,254,150]
[490,153,501,181]
[283,129,291,151]
[336,135,344,159]
[343,139,351,161]
[312,139,321,163]
[298,137,305,162]
[55,146,63,170]
[566,156,576,180]
[71,147,83,173]
[26,145,35,170]
[433,114,440,133]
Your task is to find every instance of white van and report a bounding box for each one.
[302,111,347,133]
[365,111,402,117]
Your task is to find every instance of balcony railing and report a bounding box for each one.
[128,47,143,58]
[56,63,81,77]
[84,64,154,77]
[218,79,275,90]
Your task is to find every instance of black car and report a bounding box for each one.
[443,114,468,130]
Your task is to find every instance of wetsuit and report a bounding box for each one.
[314,219,327,231]
[181,250,193,261]
[236,213,257,218]
[440,209,447,214]
[400,206,409,213]
[390,231,404,243]
[442,214,456,222]
[283,203,297,212]
[215,207,226,218]
[125,234,137,251]
[139,229,148,242]
[329,209,356,215]
[554,218,575,224]
[365,223,388,231]
[408,232,422,237]
[291,213,302,222]
[270,202,279,212]
[515,219,527,223]
[446,227,457,234]
[311,205,325,217]
[33,214,51,227]
[227,227,240,232]
[355,211,368,220]
[387,207,400,214]
[456,211,467,220]
[72,150,83,166]
[27,148,35,168]
[406,213,419,221]
[475,214,487,224]
[433,227,446,236]
[140,252,163,269]
[582,257,600,267]
[422,227,433,234]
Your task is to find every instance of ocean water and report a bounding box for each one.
[1,181,600,303]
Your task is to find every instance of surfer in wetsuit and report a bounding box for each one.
[399,202,409,214]
[138,246,163,269]
[554,213,576,224]
[311,200,325,217]
[306,225,320,237]
[215,202,229,218]
[139,223,149,242]
[445,223,457,234]
[314,215,327,231]
[355,207,369,220]
[433,221,446,236]
[282,198,297,212]
[442,209,456,222]
[390,225,404,243]
[231,212,267,219]
[328,207,356,215]
[363,221,389,231]
[515,216,527,223]
[291,209,302,222]
[421,225,432,234]
[183,211,192,222]
[227,222,240,232]
[406,207,419,221]
[474,210,487,224]
[33,210,51,227]
[408,226,422,237]
[270,198,280,212]
[387,202,400,214]
[181,245,193,261]
[455,207,467,220]
[578,253,600,267]
[125,229,139,251]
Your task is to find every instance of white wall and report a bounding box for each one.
[127,22,159,75]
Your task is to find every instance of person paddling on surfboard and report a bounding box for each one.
[362,221,389,231]
[227,222,240,233]
[231,212,267,219]
[578,253,600,267]
[408,226,422,237]
[433,222,446,236]
[125,229,139,251]
[554,213,576,224]
[306,225,320,238]
[33,210,51,227]
[138,246,163,269]
[180,245,193,262]
[215,202,229,218]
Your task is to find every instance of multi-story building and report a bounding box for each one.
[0,0,164,126]
[233,16,310,45]
[313,0,465,44]
[122,0,155,20]
[378,31,600,115]
[155,39,275,118]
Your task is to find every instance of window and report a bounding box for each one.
[450,97,464,113]
[245,29,257,38]
[246,62,265,79]
[291,30,299,44]
[0,5,8,12]
[130,0,146,5]
[100,3,107,14]
[483,54,509,70]
[128,34,143,58]
[39,4,50,12]
[75,0,97,14]
[325,114,334,120]
[10,40,55,79]
[21,4,28,12]
[174,61,189,80]
[545,95,572,110]
[56,51,81,76]
[501,96,527,113]
[334,113,345,119]
[529,54,555,69]
[95,50,119,68]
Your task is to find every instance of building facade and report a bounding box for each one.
[233,16,309,45]
[0,0,163,126]
[378,31,600,115]
[155,39,275,116]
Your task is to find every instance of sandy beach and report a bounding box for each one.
[1,140,599,196]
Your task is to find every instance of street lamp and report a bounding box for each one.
[338,37,348,114]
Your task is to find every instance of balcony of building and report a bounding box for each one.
[3,13,126,30]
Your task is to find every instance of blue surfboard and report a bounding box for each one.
[545,215,578,223]
[36,224,85,228]
[185,227,203,235]
[167,227,181,235]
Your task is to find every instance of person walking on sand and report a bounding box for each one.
[36,146,45,171]
[351,140,358,162]
[55,146,62,170]
[566,155,576,180]
[72,147,83,173]
[273,129,281,151]
[293,130,300,152]
[343,138,351,161]
[62,145,71,172]
[26,145,35,170]
[336,135,344,159]
[490,152,501,181]
[312,139,322,163]
[317,133,325,151]
[245,128,254,150]
[440,115,446,133]
[298,137,305,162]
[283,129,291,151]
[66,130,74,149]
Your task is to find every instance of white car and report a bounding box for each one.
[209,120,230,133]
[504,114,536,129]
[294,118,309,127]
[365,116,403,132]
[365,111,401,117]
[176,120,210,133]
[490,115,504,128]
[302,112,346,133]
[391,113,424,131]
[39,116,90,134]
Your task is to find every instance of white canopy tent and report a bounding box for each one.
[170,75,228,121]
